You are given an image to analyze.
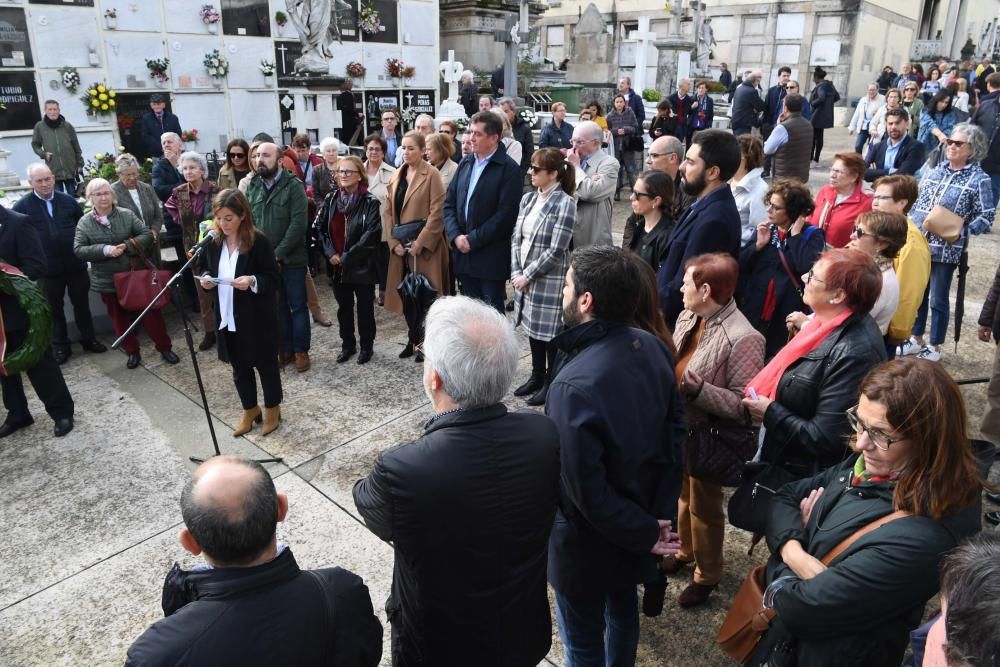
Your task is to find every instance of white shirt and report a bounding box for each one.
[217,244,239,332]
[870,263,900,335]
[731,167,769,244]
[518,184,557,268]
[127,188,143,220]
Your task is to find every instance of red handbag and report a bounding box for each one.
[113,238,173,311]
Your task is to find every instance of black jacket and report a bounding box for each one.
[762,84,787,128]
[125,548,382,667]
[140,110,182,158]
[971,96,1000,174]
[863,134,926,181]
[151,158,183,239]
[809,80,841,129]
[11,190,86,276]
[738,224,826,358]
[731,81,765,131]
[749,457,982,667]
[624,88,645,122]
[511,115,534,174]
[459,81,479,118]
[546,320,685,597]
[313,190,381,285]
[979,261,1000,341]
[624,213,672,271]
[657,184,742,327]
[761,312,887,478]
[443,143,522,281]
[353,404,560,667]
[0,206,45,332]
[204,233,280,367]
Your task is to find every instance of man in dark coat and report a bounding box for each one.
[499,97,534,176]
[354,296,560,667]
[12,163,106,365]
[731,70,765,136]
[127,456,382,667]
[668,79,693,140]
[657,129,743,326]
[864,108,926,182]
[972,72,1000,205]
[546,245,685,665]
[809,67,841,166]
[338,80,362,145]
[140,93,182,158]
[761,67,791,176]
[0,205,74,438]
[718,62,733,90]
[444,111,522,312]
[618,76,646,123]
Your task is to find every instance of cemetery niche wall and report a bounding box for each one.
[0,0,439,182]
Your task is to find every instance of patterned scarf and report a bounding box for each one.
[335,184,367,215]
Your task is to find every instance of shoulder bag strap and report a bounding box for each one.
[820,509,911,565]
[127,237,156,271]
[775,244,804,297]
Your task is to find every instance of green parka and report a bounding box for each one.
[31,116,83,182]
[244,171,308,268]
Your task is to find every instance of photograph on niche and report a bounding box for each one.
[0,8,34,68]
[221,0,270,37]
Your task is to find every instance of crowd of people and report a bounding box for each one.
[4,59,1000,667]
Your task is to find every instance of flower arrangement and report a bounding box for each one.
[83,152,119,181]
[517,107,537,127]
[118,113,134,131]
[400,106,419,127]
[145,58,170,83]
[203,49,229,78]
[58,67,80,93]
[345,61,366,78]
[104,8,117,19]
[181,129,199,143]
[359,5,381,34]
[275,10,287,26]
[199,4,221,24]
[385,58,415,80]
[81,83,117,116]
[259,59,275,76]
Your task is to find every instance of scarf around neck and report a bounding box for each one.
[336,185,367,215]
[43,115,64,129]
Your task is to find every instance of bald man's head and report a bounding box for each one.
[180,456,279,566]
[253,142,281,179]
[646,135,684,176]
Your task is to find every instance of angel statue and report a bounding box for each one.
[285,0,353,74]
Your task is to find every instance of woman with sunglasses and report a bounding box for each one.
[623,170,674,270]
[918,89,957,155]
[845,211,908,336]
[743,357,986,667]
[900,84,924,139]
[217,138,250,190]
[742,248,886,480]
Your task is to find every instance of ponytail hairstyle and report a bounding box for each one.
[531,147,576,196]
[636,169,674,219]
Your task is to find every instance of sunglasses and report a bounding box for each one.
[946,139,967,147]
[527,164,546,173]
[630,190,654,199]
[228,152,246,159]
[852,225,868,238]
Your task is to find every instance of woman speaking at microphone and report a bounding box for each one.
[199,189,283,437]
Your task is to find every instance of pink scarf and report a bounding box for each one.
[745,310,853,400]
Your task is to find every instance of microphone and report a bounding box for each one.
[187,229,219,257]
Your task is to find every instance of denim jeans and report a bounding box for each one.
[912,261,957,346]
[854,128,871,154]
[989,173,1000,209]
[278,266,310,353]
[554,587,639,667]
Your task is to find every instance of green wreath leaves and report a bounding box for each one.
[0,266,53,376]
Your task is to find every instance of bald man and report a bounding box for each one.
[126,456,382,667]
[645,135,694,219]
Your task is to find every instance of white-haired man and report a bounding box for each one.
[567,120,619,248]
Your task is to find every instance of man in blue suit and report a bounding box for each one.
[444,111,523,312]
[864,108,926,182]
[140,93,182,158]
[657,129,742,326]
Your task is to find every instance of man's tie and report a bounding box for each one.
[156,112,163,130]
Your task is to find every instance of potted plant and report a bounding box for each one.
[385,57,405,83]
[346,61,366,81]
[58,67,81,94]
[181,129,199,143]
[359,4,382,35]
[146,58,170,87]
[260,59,275,81]
[199,4,221,34]
[104,8,117,30]
[275,10,287,36]
[203,49,229,86]
[80,82,117,121]
[642,88,662,102]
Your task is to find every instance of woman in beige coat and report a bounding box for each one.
[384,130,449,360]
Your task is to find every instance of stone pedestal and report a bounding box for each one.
[440,0,544,74]
[565,2,616,85]
[654,37,696,97]
[0,148,22,189]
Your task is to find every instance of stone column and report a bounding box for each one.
[655,37,696,96]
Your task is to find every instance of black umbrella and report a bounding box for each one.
[397,255,438,335]
[954,245,970,353]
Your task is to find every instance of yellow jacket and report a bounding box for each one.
[888,218,931,342]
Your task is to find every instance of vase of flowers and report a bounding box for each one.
[181,129,199,143]
[81,82,117,118]
[386,58,414,85]
[203,49,229,85]
[199,4,221,33]
[145,58,170,87]
[346,61,366,81]
[260,59,275,82]
[104,8,117,30]
[275,10,287,36]
[58,67,80,94]
[359,4,382,35]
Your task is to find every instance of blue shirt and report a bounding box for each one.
[464,148,497,221]
[883,136,904,172]
[34,191,54,217]
[383,131,399,159]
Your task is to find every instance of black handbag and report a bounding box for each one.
[727,455,795,535]
[685,417,758,487]
[627,134,645,152]
[391,219,426,244]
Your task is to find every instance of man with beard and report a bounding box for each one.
[245,143,311,372]
[864,108,925,181]
[656,129,742,326]
[31,101,83,195]
[545,245,685,665]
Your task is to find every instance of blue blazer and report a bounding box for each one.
[0,206,45,331]
[11,191,86,276]
[140,111,182,158]
[763,85,787,127]
[657,184,742,326]
[626,88,645,122]
[687,95,714,131]
[863,134,926,182]
[443,143,523,281]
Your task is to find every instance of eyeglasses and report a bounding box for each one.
[527,164,545,173]
[630,190,654,199]
[846,405,903,451]
[765,202,785,211]
[946,139,967,147]
[852,225,868,238]
[805,269,826,285]
[647,151,674,160]
[336,169,359,176]
[228,152,246,159]
[570,138,594,145]
[366,146,383,153]
[829,169,849,177]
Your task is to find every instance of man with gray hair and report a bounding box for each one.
[646,134,694,217]
[140,92,182,158]
[731,69,765,136]
[567,120,619,248]
[414,113,435,136]
[354,295,560,666]
[30,100,83,195]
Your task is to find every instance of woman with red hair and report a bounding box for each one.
[807,153,873,248]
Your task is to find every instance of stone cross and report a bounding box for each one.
[493,0,529,103]
[630,16,656,93]
[439,50,463,102]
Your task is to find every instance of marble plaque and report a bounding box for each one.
[0,71,40,131]
[0,7,32,68]
[364,0,397,45]
[164,0,218,35]
[776,13,805,40]
[741,16,766,37]
[775,44,800,65]
[228,89,279,141]
[171,92,227,151]
[165,35,223,90]
[274,40,345,88]
[221,0,268,37]
[401,88,434,115]
[104,34,167,90]
[810,39,840,66]
[221,37,275,89]
[29,6,100,68]
[399,0,432,46]
[363,90,400,132]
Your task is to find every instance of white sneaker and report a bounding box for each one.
[898,338,924,356]
[917,346,941,362]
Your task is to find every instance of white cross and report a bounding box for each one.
[629,17,656,93]
[439,49,463,102]
[405,91,415,107]
[276,43,290,72]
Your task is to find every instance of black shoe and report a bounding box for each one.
[986,510,1000,526]
[357,349,373,364]
[642,573,667,617]
[53,417,73,437]
[161,350,180,365]
[614,191,621,201]
[399,343,414,359]
[505,299,515,312]
[415,350,424,363]
[337,347,357,363]
[986,491,1000,505]
[80,340,107,353]
[126,352,142,369]
[525,383,549,406]
[53,348,71,365]
[0,416,34,438]
[198,332,216,351]
[513,374,544,397]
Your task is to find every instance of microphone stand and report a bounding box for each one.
[112,243,283,465]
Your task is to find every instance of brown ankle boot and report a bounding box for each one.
[294,352,310,372]
[261,406,281,435]
[278,352,294,368]
[233,406,262,437]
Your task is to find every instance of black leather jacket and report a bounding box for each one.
[313,190,381,285]
[761,312,887,477]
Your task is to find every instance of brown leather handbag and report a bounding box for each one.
[922,205,964,243]
[716,509,910,663]
[113,238,173,311]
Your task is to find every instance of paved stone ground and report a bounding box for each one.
[0,127,997,667]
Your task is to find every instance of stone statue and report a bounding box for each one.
[668,0,684,37]
[285,0,352,74]
[696,18,715,72]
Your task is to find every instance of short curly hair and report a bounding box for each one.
[764,178,815,221]
[856,210,908,260]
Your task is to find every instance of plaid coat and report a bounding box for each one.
[511,186,576,341]
[911,161,995,264]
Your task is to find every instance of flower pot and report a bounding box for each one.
[263,74,273,85]
[105,17,117,30]
[212,78,223,88]
[154,78,164,88]
[97,115,112,124]
[207,23,218,34]
[276,25,285,37]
